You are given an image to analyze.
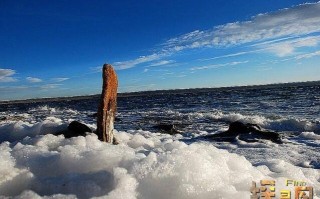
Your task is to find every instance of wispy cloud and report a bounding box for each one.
[295,50,320,60]
[190,61,249,71]
[258,35,320,57]
[0,86,29,92]
[51,77,69,82]
[249,36,298,47]
[0,83,62,93]
[40,84,62,90]
[113,53,163,70]
[0,68,17,82]
[176,74,187,78]
[89,66,102,73]
[256,66,273,71]
[163,3,320,51]
[199,50,261,61]
[40,84,62,89]
[111,2,320,70]
[26,77,42,83]
[148,60,175,67]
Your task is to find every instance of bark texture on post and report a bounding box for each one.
[97,64,118,143]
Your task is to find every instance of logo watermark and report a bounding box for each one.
[250,179,314,199]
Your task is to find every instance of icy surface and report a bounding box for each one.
[0,130,319,199]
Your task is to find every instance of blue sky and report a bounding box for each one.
[1,0,320,100]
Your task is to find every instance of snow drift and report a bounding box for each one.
[0,129,319,199]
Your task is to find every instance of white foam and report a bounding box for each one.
[198,111,320,133]
[29,105,56,113]
[299,132,320,140]
[0,130,319,199]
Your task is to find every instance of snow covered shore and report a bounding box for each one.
[0,127,319,198]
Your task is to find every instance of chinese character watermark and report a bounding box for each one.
[250,179,313,199]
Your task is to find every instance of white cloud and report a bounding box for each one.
[260,36,320,57]
[51,77,69,82]
[1,83,64,92]
[40,84,61,89]
[0,86,29,92]
[200,34,320,61]
[163,2,320,51]
[199,50,261,61]
[26,77,42,83]
[176,74,187,78]
[148,60,175,67]
[295,50,320,60]
[113,53,163,70]
[190,61,249,71]
[89,66,102,73]
[257,66,273,71]
[111,2,320,70]
[0,68,17,82]
[250,36,299,47]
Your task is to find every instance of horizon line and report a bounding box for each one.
[1,80,319,104]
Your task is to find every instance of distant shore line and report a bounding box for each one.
[1,80,319,105]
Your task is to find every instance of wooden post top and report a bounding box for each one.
[102,64,117,79]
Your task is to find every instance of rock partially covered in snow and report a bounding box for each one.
[56,121,93,138]
[153,124,182,134]
[68,121,92,135]
[204,121,283,144]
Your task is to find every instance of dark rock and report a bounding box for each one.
[68,121,92,134]
[56,121,92,138]
[0,117,6,121]
[228,121,261,134]
[153,124,182,134]
[204,121,282,144]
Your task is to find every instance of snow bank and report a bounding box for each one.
[0,130,319,199]
[0,117,67,142]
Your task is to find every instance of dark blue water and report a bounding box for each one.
[1,82,320,134]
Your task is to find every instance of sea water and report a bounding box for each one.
[0,82,319,198]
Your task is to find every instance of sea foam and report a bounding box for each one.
[198,111,320,133]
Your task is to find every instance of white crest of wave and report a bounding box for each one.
[197,111,320,133]
[299,132,320,140]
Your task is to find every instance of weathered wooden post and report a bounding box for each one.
[97,64,118,144]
